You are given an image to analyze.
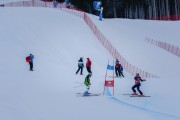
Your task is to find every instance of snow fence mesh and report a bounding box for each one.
[145,37,180,58]
[4,0,159,78]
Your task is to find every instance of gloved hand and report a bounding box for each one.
[141,79,146,82]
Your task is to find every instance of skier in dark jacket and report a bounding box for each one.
[76,57,84,75]
[119,65,124,77]
[132,73,145,96]
[115,59,124,77]
[83,74,91,96]
[28,54,34,71]
[86,58,92,75]
[52,0,58,8]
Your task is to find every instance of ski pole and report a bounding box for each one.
[74,82,84,84]
[73,85,83,88]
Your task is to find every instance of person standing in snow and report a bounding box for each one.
[76,57,84,75]
[99,7,103,21]
[86,58,92,75]
[26,54,34,71]
[115,59,123,77]
[83,74,91,96]
[119,65,124,77]
[132,73,145,96]
[52,0,58,8]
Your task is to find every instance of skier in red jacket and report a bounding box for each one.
[86,58,92,75]
[115,59,124,77]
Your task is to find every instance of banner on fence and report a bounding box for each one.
[93,1,101,10]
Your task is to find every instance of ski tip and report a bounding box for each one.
[122,94,133,95]
[123,94,150,97]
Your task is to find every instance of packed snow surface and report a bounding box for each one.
[0,5,180,120]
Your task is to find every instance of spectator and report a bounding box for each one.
[76,57,84,75]
[99,7,103,21]
[26,54,34,71]
[53,0,58,8]
[86,58,92,75]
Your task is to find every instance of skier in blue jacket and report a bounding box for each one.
[29,54,34,71]
[99,7,103,21]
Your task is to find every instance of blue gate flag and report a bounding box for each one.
[93,1,102,10]
[107,65,114,70]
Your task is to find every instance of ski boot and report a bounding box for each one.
[83,91,89,96]
[132,92,138,95]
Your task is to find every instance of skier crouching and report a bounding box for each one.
[132,73,145,96]
[83,74,91,96]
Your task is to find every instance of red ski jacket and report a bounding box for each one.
[134,76,142,85]
[86,58,92,67]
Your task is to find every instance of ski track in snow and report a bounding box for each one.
[105,88,180,119]
[1,4,180,120]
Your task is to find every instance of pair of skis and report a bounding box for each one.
[123,94,150,97]
[76,93,150,97]
[76,93,101,97]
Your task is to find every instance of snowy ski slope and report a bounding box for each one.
[0,6,180,120]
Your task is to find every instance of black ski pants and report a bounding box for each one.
[86,66,92,74]
[76,66,83,74]
[115,68,121,76]
[29,62,33,71]
[132,83,143,95]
